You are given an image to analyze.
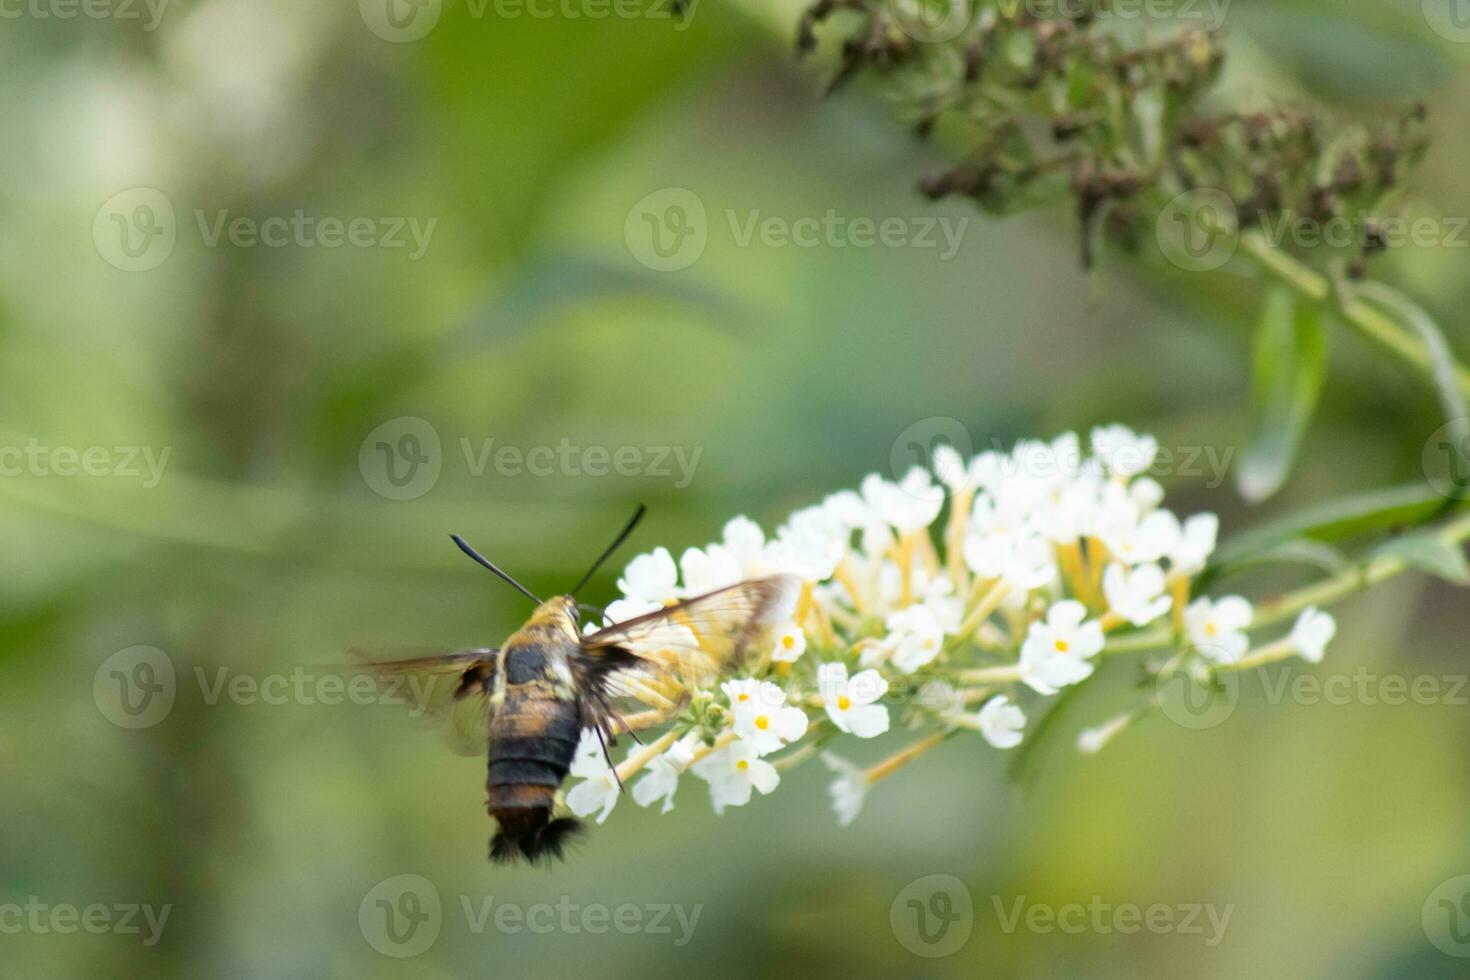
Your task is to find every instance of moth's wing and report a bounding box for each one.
[579,575,800,691]
[349,648,498,756]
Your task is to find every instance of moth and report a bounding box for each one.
[360,506,797,865]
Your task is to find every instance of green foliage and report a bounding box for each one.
[1237,286,1326,502]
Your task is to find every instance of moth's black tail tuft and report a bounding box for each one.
[489,818,584,866]
[488,831,521,865]
[533,817,584,862]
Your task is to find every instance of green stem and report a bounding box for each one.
[1351,281,1470,457]
[1238,232,1470,397]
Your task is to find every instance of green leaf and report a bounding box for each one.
[447,252,750,353]
[1372,534,1470,585]
[1201,536,1347,590]
[1236,287,1327,503]
[1005,30,1037,71]
[1213,484,1467,565]
[421,10,741,265]
[1130,86,1166,169]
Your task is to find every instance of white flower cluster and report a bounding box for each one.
[564,426,1338,827]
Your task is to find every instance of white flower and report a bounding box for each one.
[1092,424,1158,479]
[768,505,847,581]
[770,621,807,663]
[1168,512,1218,576]
[857,519,896,564]
[862,468,943,535]
[884,604,946,673]
[678,544,742,597]
[1101,562,1172,626]
[1288,606,1336,664]
[564,730,619,824]
[963,486,1056,589]
[967,450,1009,491]
[877,563,962,629]
[1001,535,1059,591]
[963,532,1056,592]
[820,752,869,827]
[818,663,890,738]
[603,597,659,624]
[617,547,679,606]
[1184,595,1253,664]
[1019,600,1105,695]
[821,490,871,530]
[1102,508,1180,566]
[1130,477,1165,513]
[721,516,768,575]
[923,593,965,635]
[1076,727,1110,754]
[812,580,854,622]
[969,489,1035,540]
[1077,712,1134,754]
[721,677,783,709]
[1010,434,1081,486]
[1040,467,1104,544]
[1049,431,1084,477]
[977,695,1025,749]
[931,444,971,492]
[631,734,699,815]
[692,738,779,814]
[726,679,808,755]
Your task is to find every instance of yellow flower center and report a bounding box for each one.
[1055,639,1069,653]
[738,693,749,703]
[837,695,852,710]
[755,715,769,730]
[736,759,749,771]
[1205,622,1219,637]
[782,635,795,649]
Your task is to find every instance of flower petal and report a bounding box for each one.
[846,703,890,739]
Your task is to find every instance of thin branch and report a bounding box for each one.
[1238,232,1470,398]
[1101,508,1470,657]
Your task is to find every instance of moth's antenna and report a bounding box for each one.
[577,603,612,627]
[450,534,542,605]
[570,504,647,598]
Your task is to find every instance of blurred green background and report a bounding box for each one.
[2,0,1469,977]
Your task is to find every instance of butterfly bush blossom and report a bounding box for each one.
[564,426,1337,827]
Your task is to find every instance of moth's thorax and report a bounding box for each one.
[523,596,581,638]
[499,598,580,700]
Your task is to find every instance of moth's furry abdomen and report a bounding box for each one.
[488,816,584,866]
